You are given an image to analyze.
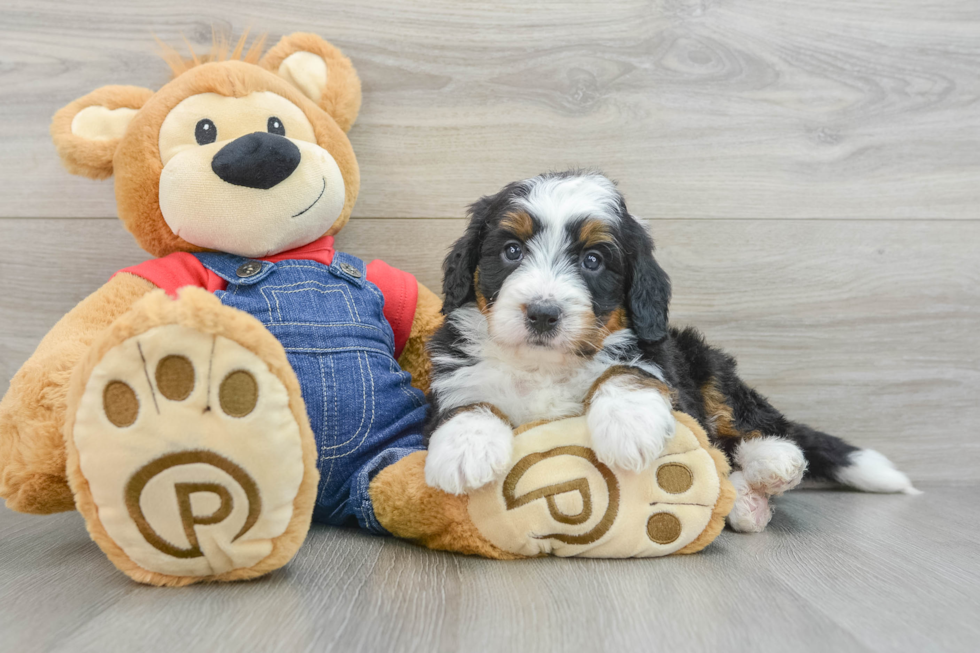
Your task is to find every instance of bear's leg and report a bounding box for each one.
[64,288,318,586]
[371,412,735,559]
[370,450,521,559]
[0,273,157,514]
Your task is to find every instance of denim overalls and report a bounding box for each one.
[193,251,426,533]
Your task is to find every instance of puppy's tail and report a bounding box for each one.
[787,422,921,494]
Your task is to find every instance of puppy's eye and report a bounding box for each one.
[267,117,285,136]
[195,119,217,145]
[502,241,524,262]
[582,251,604,271]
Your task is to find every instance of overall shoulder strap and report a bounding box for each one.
[192,252,277,286]
[329,251,367,287]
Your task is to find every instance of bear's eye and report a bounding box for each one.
[267,117,285,136]
[194,119,216,145]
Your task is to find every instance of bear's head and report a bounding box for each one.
[51,33,361,258]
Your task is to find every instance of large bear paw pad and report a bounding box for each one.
[71,323,307,579]
[466,414,729,558]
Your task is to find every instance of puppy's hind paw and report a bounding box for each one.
[727,471,773,533]
[736,437,807,497]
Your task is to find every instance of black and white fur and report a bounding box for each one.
[423,171,918,532]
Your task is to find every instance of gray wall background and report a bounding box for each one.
[2,0,978,483]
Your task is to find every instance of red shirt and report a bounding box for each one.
[115,236,418,357]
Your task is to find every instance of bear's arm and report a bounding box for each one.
[0,272,157,514]
[397,281,444,395]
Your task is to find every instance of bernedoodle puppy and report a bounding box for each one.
[422,170,918,532]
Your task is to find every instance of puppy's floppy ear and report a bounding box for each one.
[623,214,672,342]
[50,85,154,180]
[259,33,361,132]
[441,199,491,314]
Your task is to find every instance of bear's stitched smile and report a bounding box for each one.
[292,177,327,218]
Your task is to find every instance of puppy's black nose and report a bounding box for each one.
[526,302,562,335]
[211,132,301,190]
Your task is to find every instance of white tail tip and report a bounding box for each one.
[835,449,920,494]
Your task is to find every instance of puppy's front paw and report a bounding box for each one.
[587,383,675,473]
[425,408,513,495]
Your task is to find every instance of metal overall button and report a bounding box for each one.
[339,262,362,278]
[236,261,263,278]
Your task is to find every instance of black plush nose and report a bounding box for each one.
[211,132,301,190]
[526,302,562,335]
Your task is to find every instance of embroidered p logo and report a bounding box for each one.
[502,445,620,545]
[124,451,262,559]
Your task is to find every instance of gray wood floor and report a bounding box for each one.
[2,484,977,653]
[1,1,978,651]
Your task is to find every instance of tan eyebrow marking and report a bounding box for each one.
[579,219,614,248]
[499,211,534,240]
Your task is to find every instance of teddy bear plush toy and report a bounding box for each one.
[0,33,734,586]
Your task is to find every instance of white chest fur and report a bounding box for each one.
[432,352,604,425]
[431,307,664,426]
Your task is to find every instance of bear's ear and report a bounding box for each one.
[259,33,362,132]
[50,85,154,180]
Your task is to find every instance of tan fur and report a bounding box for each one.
[158,30,267,77]
[579,219,614,248]
[112,60,360,258]
[259,33,362,134]
[603,307,628,334]
[444,402,513,427]
[575,307,628,358]
[584,364,676,411]
[473,269,490,314]
[673,412,736,555]
[0,273,156,513]
[48,32,363,258]
[398,282,444,394]
[50,86,155,180]
[370,451,523,560]
[701,378,764,440]
[499,211,534,241]
[63,288,319,586]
